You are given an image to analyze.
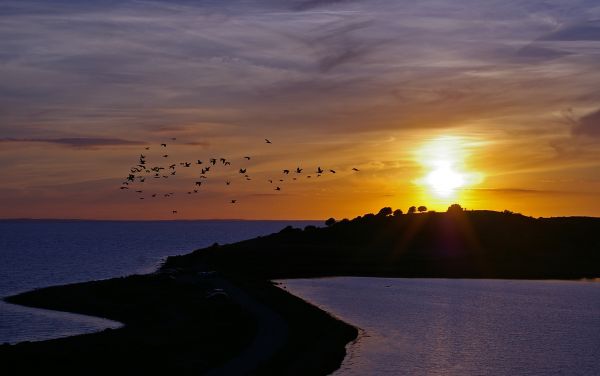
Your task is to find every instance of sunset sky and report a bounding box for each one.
[1,0,599,220]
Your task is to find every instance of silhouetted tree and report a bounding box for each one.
[325,217,336,226]
[447,204,463,214]
[377,207,393,216]
[407,206,417,214]
[418,206,427,213]
[393,209,403,216]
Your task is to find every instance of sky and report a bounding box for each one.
[1,0,599,220]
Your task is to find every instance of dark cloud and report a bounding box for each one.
[292,0,353,11]
[540,21,600,41]
[572,108,600,137]
[0,137,145,147]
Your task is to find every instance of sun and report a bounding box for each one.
[414,135,483,199]
[425,161,465,197]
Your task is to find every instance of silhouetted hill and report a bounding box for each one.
[163,210,600,279]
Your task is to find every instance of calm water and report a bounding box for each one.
[0,220,318,344]
[282,277,600,376]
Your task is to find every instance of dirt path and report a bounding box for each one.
[206,276,288,375]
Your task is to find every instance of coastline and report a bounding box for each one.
[1,269,358,375]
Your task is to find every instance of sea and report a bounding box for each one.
[0,219,319,344]
[281,277,600,376]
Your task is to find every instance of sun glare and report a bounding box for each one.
[415,135,483,199]
[425,162,465,197]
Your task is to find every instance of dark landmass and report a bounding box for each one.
[164,210,600,279]
[3,209,599,374]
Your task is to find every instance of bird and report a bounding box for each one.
[197,160,203,165]
[296,167,303,173]
[265,139,272,144]
[352,168,360,171]
[170,171,176,175]
[184,162,191,167]
[226,181,231,185]
[329,169,336,173]
[145,147,150,150]
[199,175,207,179]
[139,197,144,200]
[317,167,324,174]
[275,186,281,191]
[195,181,202,186]
[283,169,290,174]
[172,210,177,214]
[268,179,273,183]
[224,161,231,166]
[193,189,198,193]
[244,156,251,160]
[163,154,168,158]
[231,199,237,204]
[239,168,246,174]
[169,164,176,169]
[210,158,217,165]
[161,143,167,147]
[152,194,157,197]
[135,190,143,193]
[139,177,145,182]
[220,158,226,164]
[120,186,129,190]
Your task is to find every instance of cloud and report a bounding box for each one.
[540,20,600,41]
[0,137,145,148]
[572,108,600,137]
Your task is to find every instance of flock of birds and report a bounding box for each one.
[119,138,360,214]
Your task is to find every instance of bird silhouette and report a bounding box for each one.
[231,199,237,203]
[283,169,290,174]
[317,167,324,174]
[329,169,336,173]
[352,168,360,171]
[265,139,272,144]
[275,186,281,191]
[268,179,273,183]
[296,167,303,173]
[224,161,231,166]
[195,181,202,186]
[161,143,167,147]
[226,181,231,185]
[220,158,226,164]
[171,171,176,175]
[197,160,203,164]
[152,194,157,197]
[163,154,168,158]
[120,186,129,190]
[244,156,251,160]
[210,158,217,165]
[172,210,177,214]
[239,168,246,174]
[169,164,176,169]
[184,162,191,167]
[145,147,150,150]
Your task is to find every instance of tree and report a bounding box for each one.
[393,209,403,216]
[407,206,417,214]
[447,204,463,214]
[377,207,393,216]
[418,206,427,213]
[325,217,336,227]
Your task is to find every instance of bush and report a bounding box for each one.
[407,206,417,214]
[377,207,393,216]
[418,206,427,213]
[393,209,403,216]
[325,217,336,226]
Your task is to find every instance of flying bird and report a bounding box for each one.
[239,168,246,174]
[161,143,167,147]
[296,167,303,173]
[275,186,281,191]
[352,168,360,171]
[197,160,203,165]
[145,147,150,150]
[244,156,251,160]
[283,169,290,174]
[195,181,202,186]
[210,158,217,165]
[171,137,176,141]
[226,181,231,185]
[329,169,336,173]
[265,139,272,144]
[231,199,237,203]
[317,167,324,174]
[163,154,168,158]
[172,210,177,214]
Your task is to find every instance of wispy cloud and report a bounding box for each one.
[0,137,145,148]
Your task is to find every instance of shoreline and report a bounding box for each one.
[1,269,358,375]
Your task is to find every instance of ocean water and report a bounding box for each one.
[281,277,600,376]
[0,219,319,344]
